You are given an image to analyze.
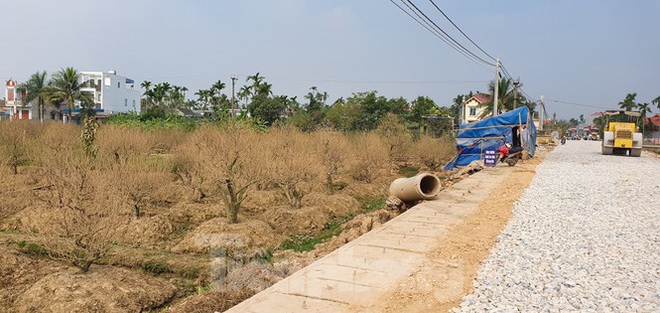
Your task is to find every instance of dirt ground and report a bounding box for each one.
[365,148,550,313]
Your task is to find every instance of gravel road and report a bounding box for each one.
[457,141,660,312]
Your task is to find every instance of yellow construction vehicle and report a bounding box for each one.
[601,110,642,157]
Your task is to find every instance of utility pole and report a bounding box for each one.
[513,79,520,108]
[539,95,544,131]
[230,75,237,119]
[494,59,500,116]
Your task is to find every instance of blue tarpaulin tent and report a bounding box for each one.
[444,106,537,170]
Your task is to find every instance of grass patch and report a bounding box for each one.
[142,260,171,275]
[280,214,354,253]
[361,198,387,213]
[399,165,420,178]
[19,242,48,256]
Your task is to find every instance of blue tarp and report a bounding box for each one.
[444,106,537,170]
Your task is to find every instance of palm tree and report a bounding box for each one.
[618,93,638,111]
[20,71,50,123]
[247,72,265,96]
[257,82,273,96]
[237,85,251,108]
[141,80,153,109]
[195,89,212,111]
[638,102,652,134]
[653,96,660,111]
[141,80,152,94]
[639,102,651,117]
[211,80,226,93]
[478,78,517,118]
[50,67,93,121]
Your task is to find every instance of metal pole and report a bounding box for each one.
[539,95,544,131]
[230,75,237,119]
[494,59,500,116]
[513,79,519,109]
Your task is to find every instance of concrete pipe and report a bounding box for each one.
[389,173,442,202]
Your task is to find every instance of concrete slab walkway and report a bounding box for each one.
[227,166,514,312]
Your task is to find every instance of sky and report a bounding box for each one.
[1,0,659,119]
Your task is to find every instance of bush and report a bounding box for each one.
[142,260,171,275]
[412,134,456,171]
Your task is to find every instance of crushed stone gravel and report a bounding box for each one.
[456,141,660,312]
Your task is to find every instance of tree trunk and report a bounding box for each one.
[225,179,239,223]
[326,171,334,195]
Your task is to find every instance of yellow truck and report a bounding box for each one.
[601,110,642,157]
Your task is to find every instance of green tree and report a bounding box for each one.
[302,86,329,126]
[248,94,288,125]
[478,78,522,118]
[325,98,360,131]
[20,71,51,123]
[50,67,93,120]
[347,91,390,131]
[638,102,652,134]
[209,80,230,117]
[652,96,660,111]
[618,93,638,111]
[238,85,251,107]
[638,102,651,117]
[247,72,266,97]
[140,80,152,110]
[407,96,438,135]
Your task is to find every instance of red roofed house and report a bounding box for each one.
[4,79,33,120]
[458,93,491,125]
[645,114,660,132]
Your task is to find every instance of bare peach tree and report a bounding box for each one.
[347,133,388,183]
[183,125,263,223]
[315,132,347,195]
[34,152,127,272]
[96,126,170,218]
[413,134,455,171]
[264,129,320,209]
[376,113,413,174]
[0,121,36,175]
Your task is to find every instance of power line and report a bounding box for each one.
[266,77,488,84]
[388,0,488,71]
[395,0,493,71]
[389,0,494,70]
[546,98,611,109]
[402,0,496,67]
[427,0,496,62]
[389,0,543,107]
[500,63,515,81]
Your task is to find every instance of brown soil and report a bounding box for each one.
[0,246,64,312]
[12,266,177,313]
[365,148,550,313]
[171,218,280,254]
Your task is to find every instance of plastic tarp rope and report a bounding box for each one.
[444,106,537,170]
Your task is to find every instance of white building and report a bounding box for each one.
[80,70,141,114]
[458,93,491,125]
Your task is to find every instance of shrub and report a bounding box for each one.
[33,151,127,272]
[347,133,388,183]
[264,128,320,208]
[142,260,171,275]
[412,134,456,171]
[0,120,39,174]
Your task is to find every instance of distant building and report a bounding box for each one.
[4,79,33,120]
[458,93,491,125]
[80,70,141,114]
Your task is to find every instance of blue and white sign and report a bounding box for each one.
[484,149,498,167]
